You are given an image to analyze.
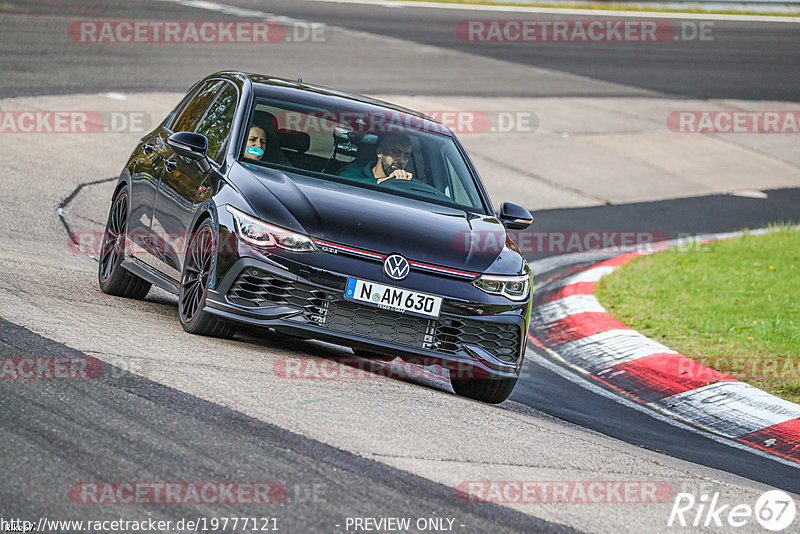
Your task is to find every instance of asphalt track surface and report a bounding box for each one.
[0,317,559,533]
[2,0,800,531]
[0,0,798,100]
[223,0,800,101]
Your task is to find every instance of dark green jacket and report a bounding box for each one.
[339,161,377,182]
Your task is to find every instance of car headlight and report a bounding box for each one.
[472,272,531,301]
[227,206,316,253]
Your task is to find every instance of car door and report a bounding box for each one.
[129,80,222,275]
[128,106,186,263]
[151,80,238,280]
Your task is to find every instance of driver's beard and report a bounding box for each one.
[381,158,395,176]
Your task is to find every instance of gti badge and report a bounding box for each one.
[383,254,410,280]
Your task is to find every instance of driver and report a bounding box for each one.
[340,134,413,184]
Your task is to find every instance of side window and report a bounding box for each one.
[445,158,470,205]
[164,87,198,129]
[195,83,238,165]
[443,150,481,208]
[170,80,224,133]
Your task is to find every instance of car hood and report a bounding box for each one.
[231,164,525,275]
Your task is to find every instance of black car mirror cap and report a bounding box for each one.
[498,202,534,230]
[167,132,211,172]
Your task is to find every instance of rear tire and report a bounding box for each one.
[178,218,234,339]
[98,187,151,299]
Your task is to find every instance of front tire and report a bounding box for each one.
[98,187,151,299]
[450,375,518,404]
[178,219,234,338]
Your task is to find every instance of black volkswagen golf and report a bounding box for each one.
[99,71,534,403]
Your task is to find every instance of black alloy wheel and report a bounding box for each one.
[98,187,151,299]
[178,219,234,338]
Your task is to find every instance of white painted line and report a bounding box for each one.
[312,0,800,22]
[729,189,769,199]
[155,0,331,27]
[525,346,800,469]
[653,381,800,438]
[101,92,127,101]
[535,294,606,324]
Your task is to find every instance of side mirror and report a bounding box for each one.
[167,132,210,172]
[498,202,534,230]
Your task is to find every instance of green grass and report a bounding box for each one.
[402,0,800,17]
[595,226,800,404]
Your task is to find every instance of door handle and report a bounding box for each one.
[164,159,178,173]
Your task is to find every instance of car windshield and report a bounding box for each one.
[238,95,488,213]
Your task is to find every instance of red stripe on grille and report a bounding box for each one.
[311,239,478,278]
[311,239,385,259]
[409,261,476,278]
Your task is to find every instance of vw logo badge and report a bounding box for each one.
[383,254,410,281]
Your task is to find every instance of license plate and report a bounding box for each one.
[344,277,442,319]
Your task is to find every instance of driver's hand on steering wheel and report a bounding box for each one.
[377,169,413,185]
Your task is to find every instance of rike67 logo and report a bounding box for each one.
[668,490,796,531]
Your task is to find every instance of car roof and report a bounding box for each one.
[209,71,453,136]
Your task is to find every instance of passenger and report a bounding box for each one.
[243,111,292,166]
[340,134,413,184]
[243,125,267,161]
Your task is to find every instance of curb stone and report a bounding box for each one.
[529,238,800,465]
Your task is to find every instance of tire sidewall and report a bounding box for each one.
[98,188,128,288]
[179,219,216,328]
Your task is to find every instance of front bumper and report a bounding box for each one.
[205,255,529,379]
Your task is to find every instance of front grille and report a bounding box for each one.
[324,300,433,347]
[435,318,521,362]
[321,302,521,362]
[227,268,521,362]
[228,268,328,323]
